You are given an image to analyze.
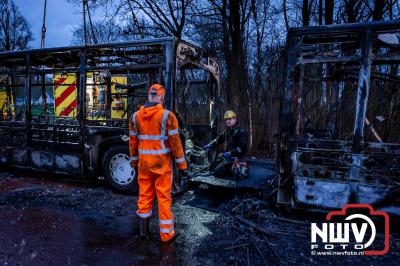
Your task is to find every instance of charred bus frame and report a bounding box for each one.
[277,21,400,213]
[0,38,220,192]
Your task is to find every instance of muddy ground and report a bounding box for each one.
[0,168,399,266]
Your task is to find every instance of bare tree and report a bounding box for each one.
[0,0,33,51]
[339,0,367,22]
[387,0,399,19]
[283,0,289,30]
[71,19,124,45]
[127,0,192,39]
[213,0,251,110]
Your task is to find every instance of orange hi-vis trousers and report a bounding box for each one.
[129,103,187,242]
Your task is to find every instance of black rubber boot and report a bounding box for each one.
[139,218,151,240]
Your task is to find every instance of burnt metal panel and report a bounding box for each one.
[277,21,400,210]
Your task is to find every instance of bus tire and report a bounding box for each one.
[101,144,138,194]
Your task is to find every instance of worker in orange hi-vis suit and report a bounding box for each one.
[129,83,187,242]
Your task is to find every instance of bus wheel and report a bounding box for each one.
[102,145,138,194]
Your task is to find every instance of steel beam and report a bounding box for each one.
[276,33,298,205]
[349,30,373,184]
[164,40,175,110]
[0,37,174,57]
[352,30,373,153]
[289,20,400,35]
[298,55,361,64]
[24,54,32,166]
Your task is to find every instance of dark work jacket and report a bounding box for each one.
[211,124,248,158]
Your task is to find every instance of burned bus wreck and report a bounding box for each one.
[0,38,220,192]
[276,21,400,214]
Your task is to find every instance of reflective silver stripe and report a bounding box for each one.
[175,157,185,163]
[136,211,152,218]
[161,110,170,135]
[131,156,138,161]
[160,226,174,233]
[237,147,242,153]
[139,135,168,140]
[161,110,170,150]
[159,219,174,225]
[168,129,179,136]
[138,148,171,155]
[129,131,137,136]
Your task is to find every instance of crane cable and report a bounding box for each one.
[40,0,48,115]
[85,0,97,44]
[41,0,47,48]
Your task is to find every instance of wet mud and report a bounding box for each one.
[0,170,399,265]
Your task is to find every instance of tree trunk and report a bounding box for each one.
[319,0,323,25]
[302,0,310,26]
[373,0,385,21]
[223,0,249,117]
[325,0,334,24]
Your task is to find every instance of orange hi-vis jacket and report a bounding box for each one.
[129,102,187,242]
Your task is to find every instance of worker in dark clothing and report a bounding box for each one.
[204,110,248,178]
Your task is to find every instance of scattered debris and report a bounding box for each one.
[0,170,399,265]
[234,215,279,239]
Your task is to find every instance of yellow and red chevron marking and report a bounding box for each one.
[53,74,77,117]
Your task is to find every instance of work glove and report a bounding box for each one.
[203,143,212,151]
[223,151,232,160]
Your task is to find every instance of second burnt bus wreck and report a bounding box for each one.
[0,38,220,192]
[277,21,400,213]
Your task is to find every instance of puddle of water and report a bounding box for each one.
[184,188,236,210]
[0,208,177,265]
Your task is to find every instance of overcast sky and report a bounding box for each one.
[14,0,81,48]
